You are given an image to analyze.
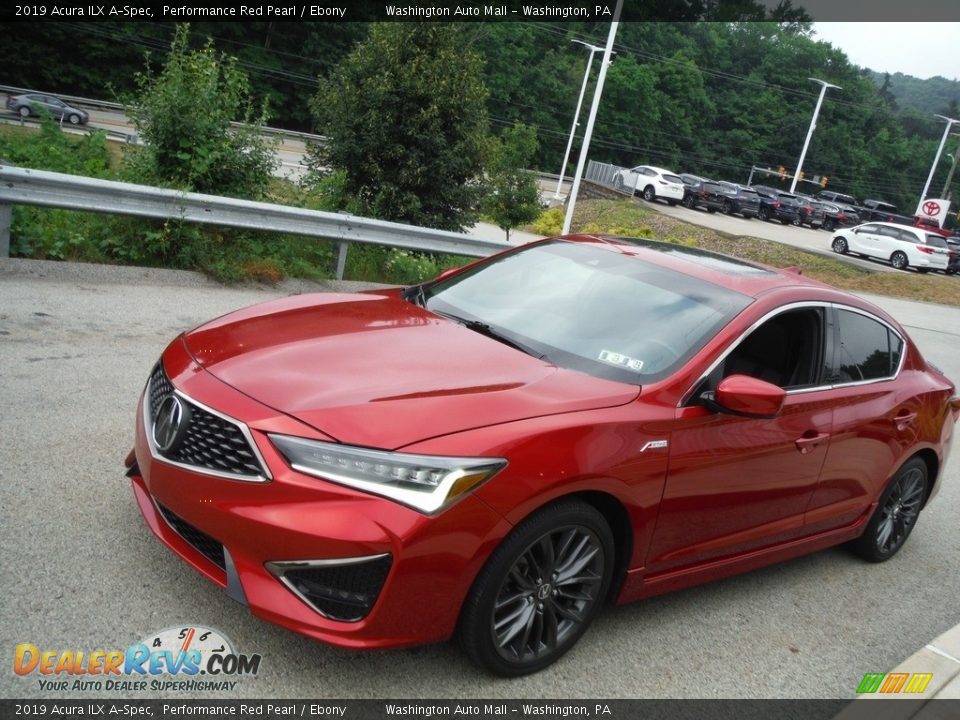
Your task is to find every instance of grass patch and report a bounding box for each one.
[560,199,960,308]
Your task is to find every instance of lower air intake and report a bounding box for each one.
[270,555,392,622]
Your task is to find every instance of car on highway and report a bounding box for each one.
[831,222,952,273]
[6,92,89,125]
[613,165,685,204]
[717,182,760,218]
[128,235,958,677]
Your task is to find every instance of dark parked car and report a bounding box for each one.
[679,174,708,209]
[753,186,800,224]
[817,190,859,207]
[814,201,860,232]
[129,234,957,676]
[6,93,89,125]
[946,238,959,275]
[684,178,726,213]
[795,195,825,229]
[717,182,760,218]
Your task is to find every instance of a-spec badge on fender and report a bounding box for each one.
[639,440,669,453]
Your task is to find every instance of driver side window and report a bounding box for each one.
[706,307,827,393]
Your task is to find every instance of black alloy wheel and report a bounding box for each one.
[851,458,927,562]
[823,218,836,231]
[759,206,770,221]
[683,194,695,209]
[459,501,614,676]
[722,200,733,215]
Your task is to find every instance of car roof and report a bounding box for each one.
[555,235,838,300]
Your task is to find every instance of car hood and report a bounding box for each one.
[182,291,639,449]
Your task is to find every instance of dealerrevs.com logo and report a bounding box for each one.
[14,626,261,692]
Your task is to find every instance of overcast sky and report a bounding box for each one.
[812,23,959,81]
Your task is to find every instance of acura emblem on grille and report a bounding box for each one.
[153,394,190,454]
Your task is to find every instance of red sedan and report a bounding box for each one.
[127,235,958,676]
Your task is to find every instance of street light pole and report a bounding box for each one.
[921,114,960,201]
[790,78,840,194]
[562,0,623,235]
[554,40,609,199]
[941,133,960,201]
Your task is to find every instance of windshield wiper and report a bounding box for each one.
[434,311,546,360]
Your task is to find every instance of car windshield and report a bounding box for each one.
[421,241,752,384]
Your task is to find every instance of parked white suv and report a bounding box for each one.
[613,165,685,205]
[830,222,951,273]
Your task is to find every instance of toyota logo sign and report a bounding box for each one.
[922,200,941,216]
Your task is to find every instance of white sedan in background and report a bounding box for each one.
[613,165,685,205]
[830,222,951,273]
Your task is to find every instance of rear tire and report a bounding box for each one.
[891,251,909,271]
[823,218,836,232]
[849,458,927,563]
[459,500,614,677]
[759,207,770,221]
[642,186,656,202]
[722,200,733,215]
[682,194,695,209]
[832,237,848,254]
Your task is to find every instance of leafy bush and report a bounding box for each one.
[531,207,564,236]
[125,25,276,199]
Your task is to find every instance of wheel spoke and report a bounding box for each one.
[552,601,585,624]
[541,602,559,651]
[556,545,599,584]
[495,590,529,611]
[517,603,538,656]
[496,603,534,649]
[509,565,535,590]
[539,535,556,577]
[877,515,894,550]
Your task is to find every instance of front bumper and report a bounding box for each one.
[130,342,511,649]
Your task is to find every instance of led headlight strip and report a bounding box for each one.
[269,435,506,514]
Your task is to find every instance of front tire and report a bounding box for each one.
[67,113,81,125]
[18,106,30,118]
[849,458,927,562]
[459,500,614,677]
[891,251,909,271]
[642,186,656,202]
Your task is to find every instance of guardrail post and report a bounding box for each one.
[335,241,349,280]
[0,203,11,257]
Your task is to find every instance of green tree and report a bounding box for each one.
[482,123,542,241]
[310,23,490,232]
[126,24,276,198]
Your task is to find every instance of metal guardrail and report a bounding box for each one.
[0,165,511,276]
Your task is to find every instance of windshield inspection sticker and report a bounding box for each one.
[598,350,644,371]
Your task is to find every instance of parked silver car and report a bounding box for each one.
[6,93,89,125]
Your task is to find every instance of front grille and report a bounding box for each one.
[157,503,226,571]
[147,364,267,479]
[275,556,392,622]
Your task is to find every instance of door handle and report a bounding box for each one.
[795,432,830,454]
[894,411,917,431]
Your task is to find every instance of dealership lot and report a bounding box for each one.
[1,257,958,699]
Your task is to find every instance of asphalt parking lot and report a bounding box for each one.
[1,257,958,700]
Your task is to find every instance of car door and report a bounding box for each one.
[645,305,834,574]
[848,223,879,255]
[803,307,909,533]
[873,225,904,261]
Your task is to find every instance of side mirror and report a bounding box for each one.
[701,374,785,419]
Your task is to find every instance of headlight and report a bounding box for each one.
[269,435,506,514]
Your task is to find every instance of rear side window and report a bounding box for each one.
[924,234,949,248]
[664,174,683,184]
[834,310,903,383]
